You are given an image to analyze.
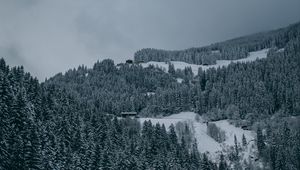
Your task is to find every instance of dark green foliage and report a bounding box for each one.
[256,127,265,157]
[0,21,299,170]
[43,22,300,120]
[207,123,226,143]
[168,63,176,75]
[261,121,300,170]
[0,60,207,169]
[218,154,228,170]
[242,134,247,147]
[201,153,216,170]
[134,22,300,65]
[234,135,239,161]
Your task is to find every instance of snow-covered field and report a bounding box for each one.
[139,112,256,162]
[140,49,269,75]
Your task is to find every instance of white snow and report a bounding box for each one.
[146,92,155,96]
[138,112,256,162]
[277,48,285,52]
[141,49,269,76]
[176,78,183,83]
[211,50,221,54]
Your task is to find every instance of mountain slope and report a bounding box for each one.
[134,22,300,65]
[140,48,269,75]
[139,112,256,163]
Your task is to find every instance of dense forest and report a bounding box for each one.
[0,22,300,169]
[47,22,300,122]
[0,59,218,169]
[134,22,300,65]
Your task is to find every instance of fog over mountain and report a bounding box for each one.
[0,0,299,80]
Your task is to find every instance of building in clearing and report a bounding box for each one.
[126,59,134,64]
[121,112,138,118]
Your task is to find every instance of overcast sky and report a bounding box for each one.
[1,0,300,80]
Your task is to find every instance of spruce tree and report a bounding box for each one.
[256,127,265,157]
[0,72,12,169]
[201,153,211,170]
[24,122,42,170]
[168,63,176,75]
[234,135,239,160]
[218,153,228,170]
[242,134,247,147]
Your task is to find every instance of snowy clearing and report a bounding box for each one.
[140,49,269,75]
[139,112,256,161]
[176,78,183,83]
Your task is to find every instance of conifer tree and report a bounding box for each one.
[201,153,211,170]
[256,127,265,157]
[234,135,239,160]
[242,134,247,147]
[219,153,228,170]
[0,72,12,169]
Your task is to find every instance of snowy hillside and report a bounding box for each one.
[139,112,256,162]
[140,49,269,75]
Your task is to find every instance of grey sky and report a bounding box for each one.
[0,0,300,80]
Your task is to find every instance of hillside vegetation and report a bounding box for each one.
[0,22,300,169]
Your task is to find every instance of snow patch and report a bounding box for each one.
[141,49,269,76]
[277,48,284,52]
[146,92,155,96]
[138,112,256,162]
[176,78,183,83]
[211,50,221,54]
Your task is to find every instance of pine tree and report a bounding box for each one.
[91,144,101,170]
[0,58,9,74]
[24,122,42,170]
[234,135,239,160]
[269,134,277,170]
[168,63,176,75]
[218,153,228,170]
[169,124,178,147]
[190,140,200,169]
[294,130,300,170]
[256,127,265,157]
[101,149,112,170]
[201,153,211,170]
[0,72,12,169]
[242,134,247,147]
[7,90,30,170]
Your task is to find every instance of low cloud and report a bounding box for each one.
[0,0,299,80]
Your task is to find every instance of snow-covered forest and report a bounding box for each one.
[0,22,300,170]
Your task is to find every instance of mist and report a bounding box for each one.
[0,0,299,80]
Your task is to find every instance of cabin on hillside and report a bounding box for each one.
[126,59,134,64]
[121,112,138,118]
[240,120,251,130]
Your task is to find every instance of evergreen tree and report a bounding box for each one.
[201,153,211,170]
[234,135,239,160]
[218,153,228,170]
[0,72,12,169]
[24,122,42,170]
[242,134,247,147]
[101,149,113,170]
[168,63,176,75]
[256,127,265,157]
[91,144,101,170]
